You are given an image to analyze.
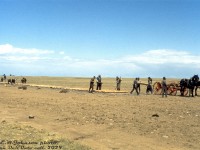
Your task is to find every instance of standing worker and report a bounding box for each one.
[3,74,6,81]
[116,76,122,91]
[89,76,95,93]
[96,75,102,90]
[162,77,167,97]
[146,77,153,94]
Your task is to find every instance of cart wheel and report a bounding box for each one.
[153,82,162,95]
[167,83,177,96]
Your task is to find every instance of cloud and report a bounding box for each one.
[0,44,73,63]
[123,49,200,65]
[0,44,200,77]
[0,44,54,55]
[59,51,65,55]
[0,56,41,61]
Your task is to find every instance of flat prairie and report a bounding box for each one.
[0,76,200,150]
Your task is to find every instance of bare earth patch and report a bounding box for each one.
[0,78,200,150]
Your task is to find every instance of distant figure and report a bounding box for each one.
[116,76,122,91]
[1,77,3,82]
[161,77,167,97]
[8,79,15,85]
[89,76,95,93]
[21,77,27,84]
[130,78,140,95]
[146,77,153,94]
[3,74,6,81]
[96,75,102,90]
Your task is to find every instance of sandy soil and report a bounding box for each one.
[0,82,200,150]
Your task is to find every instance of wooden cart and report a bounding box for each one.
[153,82,188,96]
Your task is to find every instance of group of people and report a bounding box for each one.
[88,75,168,97]
[129,77,154,95]
[1,74,27,85]
[129,76,167,97]
[89,75,102,93]
[88,75,122,93]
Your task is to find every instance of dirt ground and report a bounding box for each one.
[0,77,200,150]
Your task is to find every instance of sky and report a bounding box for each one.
[1,0,200,78]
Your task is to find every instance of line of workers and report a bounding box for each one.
[89,76,168,97]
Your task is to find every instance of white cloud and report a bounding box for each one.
[0,44,200,77]
[0,44,54,55]
[123,49,200,65]
[0,56,40,61]
[0,44,73,62]
[59,51,65,55]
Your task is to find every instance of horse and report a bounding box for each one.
[180,78,188,96]
[192,75,199,96]
[180,75,199,97]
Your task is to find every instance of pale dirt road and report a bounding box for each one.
[0,84,200,150]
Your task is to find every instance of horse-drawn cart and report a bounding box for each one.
[153,82,188,96]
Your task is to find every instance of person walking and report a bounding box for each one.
[130,78,139,95]
[162,77,167,97]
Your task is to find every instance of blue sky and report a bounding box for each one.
[1,0,200,78]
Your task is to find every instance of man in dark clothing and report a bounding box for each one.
[130,78,140,95]
[96,75,102,90]
[162,77,167,97]
[89,76,95,93]
[146,77,153,94]
[116,76,122,91]
[21,77,27,84]
[3,74,6,81]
